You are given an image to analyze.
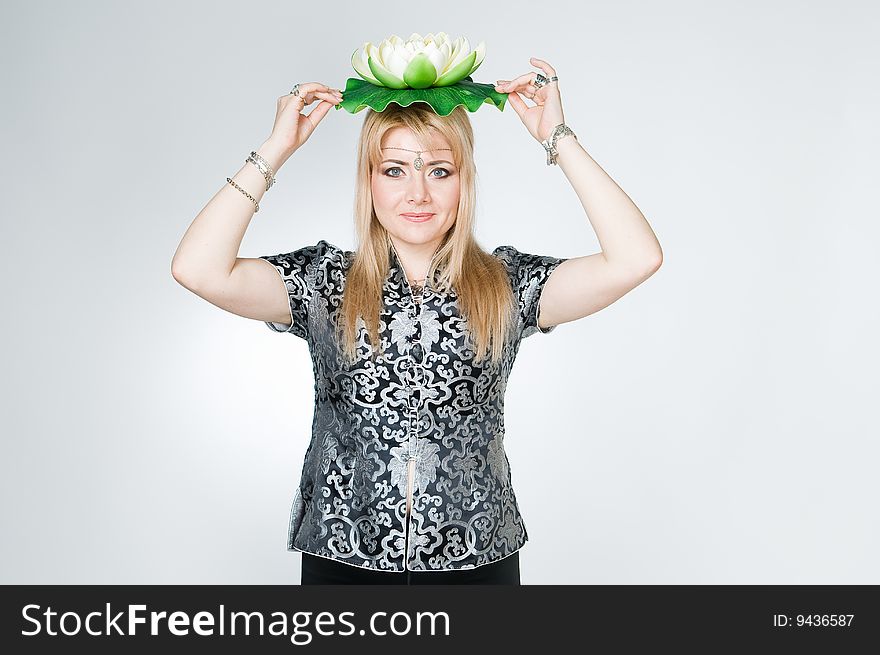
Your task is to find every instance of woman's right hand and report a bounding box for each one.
[267,82,343,156]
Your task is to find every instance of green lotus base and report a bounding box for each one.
[335,76,507,116]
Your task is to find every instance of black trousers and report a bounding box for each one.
[301,551,521,585]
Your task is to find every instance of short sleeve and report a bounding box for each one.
[259,239,335,340]
[492,245,568,339]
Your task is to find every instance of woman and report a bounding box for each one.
[171,58,662,585]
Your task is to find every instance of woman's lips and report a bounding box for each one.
[401,213,435,223]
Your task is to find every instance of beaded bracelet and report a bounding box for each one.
[225,148,280,213]
[226,177,259,213]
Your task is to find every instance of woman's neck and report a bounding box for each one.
[389,237,443,283]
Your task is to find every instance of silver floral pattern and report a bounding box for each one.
[486,433,509,482]
[259,240,567,572]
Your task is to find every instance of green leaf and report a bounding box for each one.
[335,76,508,116]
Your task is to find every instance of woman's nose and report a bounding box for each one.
[407,177,430,201]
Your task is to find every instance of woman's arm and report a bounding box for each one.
[170,139,293,287]
[495,58,661,330]
[171,83,342,286]
[555,136,662,271]
[171,84,343,326]
[535,135,663,330]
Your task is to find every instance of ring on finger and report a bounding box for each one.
[533,73,559,89]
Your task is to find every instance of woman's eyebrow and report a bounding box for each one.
[381,158,454,166]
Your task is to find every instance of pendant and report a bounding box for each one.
[413,152,424,170]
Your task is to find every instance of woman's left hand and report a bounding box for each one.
[494,57,565,144]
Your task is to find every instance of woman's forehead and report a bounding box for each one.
[380,126,451,152]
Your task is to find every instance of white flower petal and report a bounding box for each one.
[384,46,409,79]
[367,42,380,61]
[450,37,466,63]
[351,42,380,84]
[423,42,446,74]
[378,40,392,64]
[360,33,485,87]
[471,41,486,72]
[438,41,452,68]
[444,39,466,72]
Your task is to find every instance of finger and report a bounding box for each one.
[509,83,537,100]
[286,83,342,105]
[292,90,342,111]
[314,90,343,104]
[505,90,529,121]
[301,82,336,95]
[495,79,535,94]
[497,72,542,95]
[529,57,557,77]
[304,99,335,128]
[279,92,305,108]
[304,89,342,105]
[495,77,526,91]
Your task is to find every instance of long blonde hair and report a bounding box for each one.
[338,103,515,367]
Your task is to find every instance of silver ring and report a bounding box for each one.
[533,74,559,89]
[289,84,301,96]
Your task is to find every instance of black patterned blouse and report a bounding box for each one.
[259,239,567,572]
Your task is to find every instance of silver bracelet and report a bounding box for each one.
[540,123,577,165]
[247,151,276,191]
[226,177,260,213]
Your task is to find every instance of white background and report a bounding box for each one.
[1,0,877,583]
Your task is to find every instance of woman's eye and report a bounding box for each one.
[383,167,452,178]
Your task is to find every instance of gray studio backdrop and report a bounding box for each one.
[2,0,877,584]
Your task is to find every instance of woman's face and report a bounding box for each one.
[371,126,460,252]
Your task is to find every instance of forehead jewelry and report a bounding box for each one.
[382,146,452,171]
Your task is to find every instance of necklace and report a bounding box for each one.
[410,279,426,302]
[391,240,441,303]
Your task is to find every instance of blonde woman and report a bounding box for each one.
[172,59,662,585]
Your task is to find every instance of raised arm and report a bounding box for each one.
[495,58,662,330]
[171,83,343,325]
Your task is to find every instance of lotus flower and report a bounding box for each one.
[338,33,503,116]
[351,32,486,89]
